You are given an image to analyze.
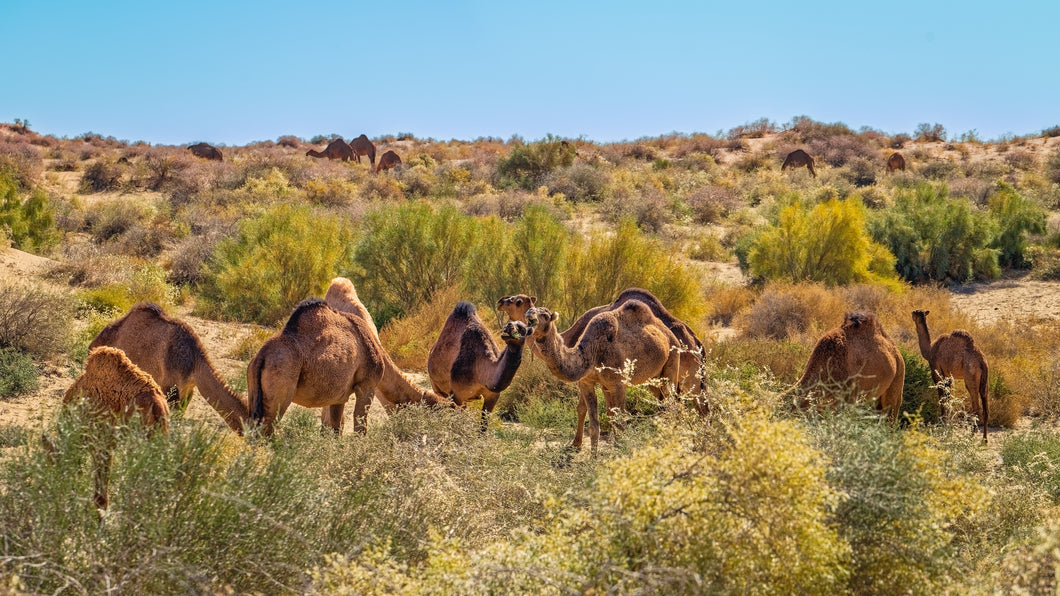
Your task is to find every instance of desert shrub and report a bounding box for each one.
[377,285,464,370]
[86,198,152,243]
[687,231,728,261]
[302,176,360,207]
[948,176,993,206]
[988,182,1046,268]
[496,136,576,189]
[0,141,44,190]
[502,204,569,305]
[166,227,230,286]
[0,168,58,252]
[727,117,778,139]
[276,135,301,148]
[748,197,898,286]
[542,163,609,202]
[78,263,178,314]
[869,183,999,283]
[840,157,877,187]
[359,174,404,201]
[899,346,940,423]
[1000,430,1060,503]
[702,283,755,326]
[738,282,846,341]
[142,148,193,191]
[0,281,73,357]
[0,347,38,398]
[709,337,809,384]
[1028,246,1060,281]
[919,159,960,180]
[808,135,877,167]
[198,204,354,325]
[890,133,911,149]
[79,159,123,192]
[915,122,947,143]
[686,184,740,224]
[1004,149,1036,170]
[494,357,574,424]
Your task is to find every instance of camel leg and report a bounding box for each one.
[481,392,500,432]
[351,385,375,434]
[603,382,627,434]
[572,380,593,451]
[930,368,947,421]
[92,446,113,511]
[321,403,345,435]
[585,385,601,454]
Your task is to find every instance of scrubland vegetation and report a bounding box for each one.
[3,118,1060,592]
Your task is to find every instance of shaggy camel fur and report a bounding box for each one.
[90,303,248,432]
[781,149,817,177]
[187,142,222,161]
[306,138,354,161]
[887,152,906,172]
[792,312,905,421]
[349,134,377,166]
[64,346,170,510]
[324,277,453,414]
[376,150,401,173]
[528,302,681,452]
[427,302,529,429]
[912,309,989,441]
[248,299,385,436]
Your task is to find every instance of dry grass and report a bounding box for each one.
[379,285,467,370]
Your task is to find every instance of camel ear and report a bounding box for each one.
[530,296,537,306]
[550,311,559,322]
[924,310,930,316]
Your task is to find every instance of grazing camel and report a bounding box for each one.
[187,142,223,161]
[90,303,248,433]
[376,150,401,173]
[306,138,354,161]
[781,149,817,177]
[248,299,385,436]
[527,302,681,452]
[912,310,989,441]
[887,152,906,172]
[349,134,377,166]
[427,302,530,430]
[63,346,170,510]
[791,312,905,421]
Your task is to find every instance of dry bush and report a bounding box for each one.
[687,184,741,224]
[687,231,728,262]
[166,226,231,286]
[359,175,404,201]
[734,151,772,173]
[808,135,878,167]
[738,283,847,341]
[85,198,153,243]
[601,184,672,233]
[710,336,810,384]
[79,159,124,192]
[225,326,277,361]
[919,159,960,180]
[378,285,465,370]
[949,176,993,206]
[0,281,74,357]
[703,283,755,326]
[140,148,194,192]
[0,141,44,189]
[49,244,139,288]
[275,135,301,148]
[302,177,360,207]
[543,164,610,202]
[839,157,877,187]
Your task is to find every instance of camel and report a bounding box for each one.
[349,134,377,166]
[781,149,817,177]
[306,138,354,161]
[791,312,905,421]
[887,152,906,172]
[248,299,386,436]
[324,277,377,336]
[427,301,530,430]
[912,310,989,441]
[89,303,248,433]
[187,142,223,161]
[376,150,401,173]
[63,346,170,510]
[527,302,681,452]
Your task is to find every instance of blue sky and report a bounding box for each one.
[3,1,1058,145]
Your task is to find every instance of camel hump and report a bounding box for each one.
[843,311,877,330]
[453,301,477,320]
[618,299,655,322]
[132,301,166,317]
[950,329,977,346]
[585,312,619,343]
[282,298,328,335]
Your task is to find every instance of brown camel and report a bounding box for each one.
[781,149,817,177]
[792,312,905,421]
[912,310,989,441]
[376,150,401,173]
[63,346,170,510]
[527,302,681,452]
[349,134,377,166]
[248,299,385,436]
[324,277,454,414]
[90,303,248,433]
[427,302,530,430]
[187,142,223,161]
[306,138,355,161]
[887,152,906,172]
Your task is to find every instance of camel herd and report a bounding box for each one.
[186,134,402,173]
[63,278,990,510]
[780,149,908,177]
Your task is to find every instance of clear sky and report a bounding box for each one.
[3,1,1058,146]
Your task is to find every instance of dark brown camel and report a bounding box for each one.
[887,152,906,172]
[376,150,401,173]
[349,134,377,166]
[306,138,354,161]
[187,142,223,161]
[781,149,816,177]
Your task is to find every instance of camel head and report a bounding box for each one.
[525,307,559,339]
[842,311,879,332]
[911,309,930,319]
[500,321,530,346]
[496,294,537,323]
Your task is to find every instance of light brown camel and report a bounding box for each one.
[427,301,530,430]
[89,303,248,433]
[306,138,354,161]
[887,152,906,172]
[349,134,377,166]
[187,142,223,161]
[527,302,681,452]
[912,309,989,441]
[376,150,401,173]
[324,277,454,414]
[63,346,170,510]
[781,149,817,177]
[791,311,905,421]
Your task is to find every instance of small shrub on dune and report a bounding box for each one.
[543,163,610,202]
[496,135,576,190]
[302,176,360,207]
[79,158,124,192]
[0,141,43,189]
[85,198,152,244]
[0,347,37,398]
[78,262,178,313]
[687,230,728,261]
[359,174,404,201]
[686,184,740,224]
[0,281,73,358]
[809,134,878,168]
[915,122,947,143]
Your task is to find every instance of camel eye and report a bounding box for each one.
[516,299,524,306]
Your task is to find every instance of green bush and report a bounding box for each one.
[197,204,354,325]
[496,136,576,190]
[899,346,941,423]
[0,168,58,252]
[0,347,37,398]
[1000,429,1060,503]
[988,181,1046,268]
[78,263,178,314]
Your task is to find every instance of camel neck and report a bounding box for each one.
[913,316,934,360]
[535,326,590,382]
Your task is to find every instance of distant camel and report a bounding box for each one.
[427,301,529,430]
[887,152,906,172]
[791,312,904,421]
[89,303,248,433]
[912,310,989,442]
[781,149,816,177]
[376,150,401,173]
[63,346,170,510]
[349,134,377,166]
[306,138,354,161]
[187,143,223,161]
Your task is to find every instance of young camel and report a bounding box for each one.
[527,301,681,452]
[63,346,170,510]
[427,301,530,430]
[791,312,905,421]
[89,302,248,433]
[912,309,989,442]
[247,299,384,436]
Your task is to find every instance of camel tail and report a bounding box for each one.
[980,361,989,442]
[250,356,266,422]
